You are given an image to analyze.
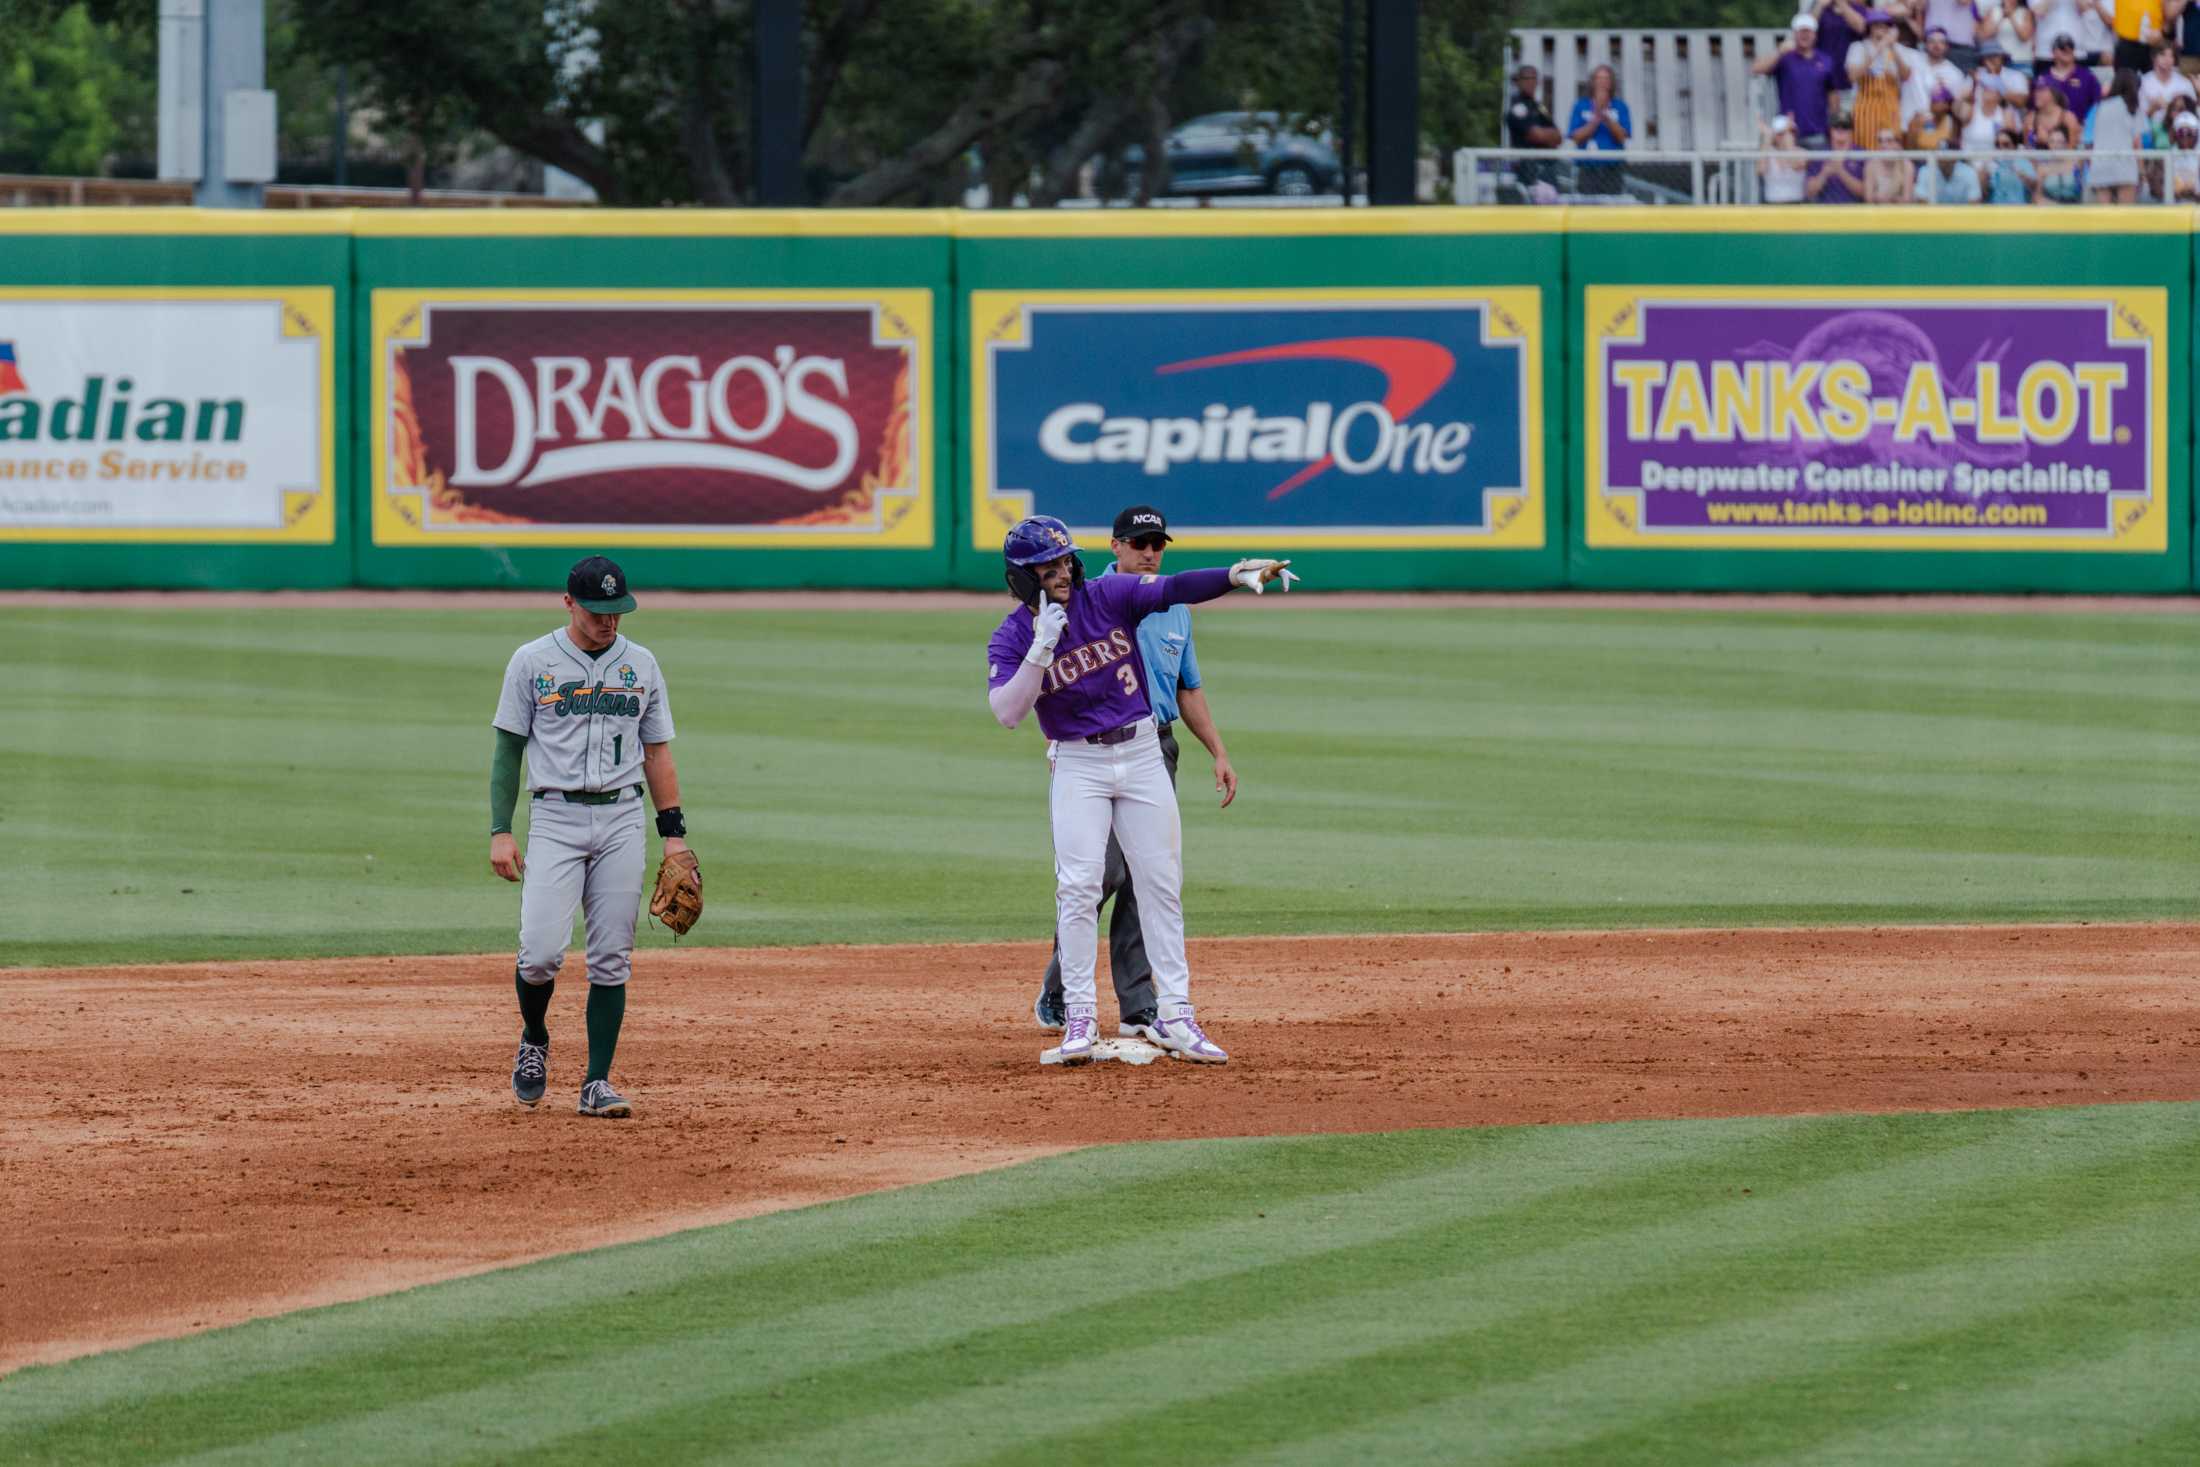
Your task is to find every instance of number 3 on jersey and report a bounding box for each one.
[1117,665,1138,697]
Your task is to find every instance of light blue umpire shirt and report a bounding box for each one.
[1102,560,1200,726]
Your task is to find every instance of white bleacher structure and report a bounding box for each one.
[1507,28,1790,152]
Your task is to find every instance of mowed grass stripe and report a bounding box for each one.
[4,1130,1506,1456]
[1242,1225,2198,1467]
[1502,1257,2198,1467]
[1753,1325,2200,1467]
[8,606,2200,964]
[164,1125,1602,1467]
[9,1105,2192,1466]
[453,1114,1922,1467]
[927,1120,2196,1467]
[0,1139,1237,1431]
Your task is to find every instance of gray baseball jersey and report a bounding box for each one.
[494,629,674,791]
[496,627,673,994]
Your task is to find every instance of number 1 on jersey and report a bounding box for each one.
[613,734,622,764]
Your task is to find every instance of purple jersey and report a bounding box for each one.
[988,566,1234,741]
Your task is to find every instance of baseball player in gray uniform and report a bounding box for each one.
[489,556,690,1118]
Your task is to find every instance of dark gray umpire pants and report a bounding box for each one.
[1042,721,1179,1021]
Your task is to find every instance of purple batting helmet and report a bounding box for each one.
[1002,515,1085,606]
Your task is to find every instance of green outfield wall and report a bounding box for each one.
[348,211,957,590]
[0,206,2195,593]
[1566,208,2191,594]
[949,210,1567,591]
[0,212,354,589]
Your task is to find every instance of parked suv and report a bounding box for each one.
[1107,112,1342,198]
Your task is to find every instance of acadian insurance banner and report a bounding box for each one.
[1583,287,2169,552]
[371,290,934,547]
[969,289,1544,551]
[0,290,335,543]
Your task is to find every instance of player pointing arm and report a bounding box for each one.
[1030,504,1244,1038]
[985,513,1292,1068]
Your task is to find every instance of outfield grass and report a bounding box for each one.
[3,1102,2194,1464]
[4,604,2198,966]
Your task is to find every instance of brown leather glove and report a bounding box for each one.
[648,848,703,937]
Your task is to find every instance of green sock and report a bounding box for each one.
[585,982,626,1083]
[516,970,553,1046]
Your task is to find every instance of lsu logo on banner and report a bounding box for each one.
[971,290,1543,549]
[1584,286,2168,553]
[371,289,933,548]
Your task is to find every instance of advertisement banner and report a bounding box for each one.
[0,289,334,543]
[371,290,933,547]
[970,289,1543,550]
[1584,286,2168,552]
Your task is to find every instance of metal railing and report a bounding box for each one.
[1507,29,1789,155]
[1451,147,2193,207]
[0,173,588,209]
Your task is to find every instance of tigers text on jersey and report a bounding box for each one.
[493,629,675,791]
[986,566,1233,741]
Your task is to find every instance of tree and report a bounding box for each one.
[3,1,360,182]
[282,0,1522,205]
[0,3,150,175]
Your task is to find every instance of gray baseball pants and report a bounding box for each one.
[1041,722,1179,1021]
[516,792,646,989]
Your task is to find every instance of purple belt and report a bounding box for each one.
[1084,720,1146,746]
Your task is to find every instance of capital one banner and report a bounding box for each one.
[0,290,334,543]
[970,289,1545,550]
[1584,287,2169,552]
[372,290,933,547]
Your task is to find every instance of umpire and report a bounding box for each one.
[1033,503,1239,1036]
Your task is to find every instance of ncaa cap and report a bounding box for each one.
[1112,504,1173,542]
[567,555,637,614]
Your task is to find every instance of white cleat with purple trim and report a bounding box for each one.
[1146,1010,1228,1064]
[1043,1008,1098,1066]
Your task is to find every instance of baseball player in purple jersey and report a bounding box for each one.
[986,514,1295,1067]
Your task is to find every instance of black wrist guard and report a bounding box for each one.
[656,807,686,839]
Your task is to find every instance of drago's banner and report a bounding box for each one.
[0,289,335,543]
[1584,287,2168,552]
[371,290,933,547]
[970,289,1544,550]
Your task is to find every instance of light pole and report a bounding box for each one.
[158,0,277,208]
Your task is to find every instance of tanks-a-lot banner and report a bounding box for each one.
[970,288,1545,551]
[371,289,934,547]
[0,290,335,543]
[1583,287,2168,552]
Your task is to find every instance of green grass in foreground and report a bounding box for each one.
[3,604,2198,965]
[4,1102,2196,1464]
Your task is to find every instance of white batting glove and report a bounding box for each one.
[1026,599,1068,663]
[1229,558,1298,594]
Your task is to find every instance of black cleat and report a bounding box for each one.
[578,1079,632,1118]
[1034,989,1066,1031]
[512,1037,548,1107]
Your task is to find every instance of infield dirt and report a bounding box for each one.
[8,923,2198,1375]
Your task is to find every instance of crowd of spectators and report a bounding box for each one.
[1510,0,2200,203]
[1751,0,2198,202]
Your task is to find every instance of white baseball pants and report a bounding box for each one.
[516,794,646,988]
[1049,720,1193,1018]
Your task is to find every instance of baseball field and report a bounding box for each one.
[4,592,2199,1463]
